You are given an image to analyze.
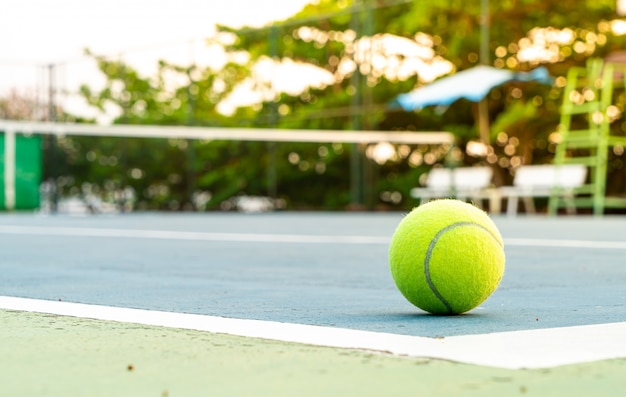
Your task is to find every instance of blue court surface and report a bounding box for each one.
[1,211,625,341]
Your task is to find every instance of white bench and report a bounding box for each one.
[496,164,587,216]
[410,167,494,208]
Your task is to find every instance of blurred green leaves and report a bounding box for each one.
[49,0,626,211]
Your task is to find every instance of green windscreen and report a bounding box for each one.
[0,133,42,210]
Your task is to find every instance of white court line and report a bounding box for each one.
[0,225,389,244]
[1,296,625,370]
[1,224,626,249]
[505,238,626,250]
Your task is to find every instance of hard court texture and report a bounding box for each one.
[1,212,626,337]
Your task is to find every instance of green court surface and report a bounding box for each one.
[2,309,625,397]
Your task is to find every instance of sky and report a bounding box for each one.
[0,0,313,117]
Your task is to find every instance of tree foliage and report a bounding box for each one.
[44,0,626,210]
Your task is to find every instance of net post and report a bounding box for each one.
[3,129,16,210]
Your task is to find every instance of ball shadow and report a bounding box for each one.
[346,310,506,338]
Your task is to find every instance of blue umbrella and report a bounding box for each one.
[393,65,552,144]
[394,65,552,110]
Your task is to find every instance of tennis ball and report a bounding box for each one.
[389,199,505,315]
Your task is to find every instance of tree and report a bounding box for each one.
[216,0,626,206]
[63,0,626,210]
[0,89,46,120]
[60,52,257,210]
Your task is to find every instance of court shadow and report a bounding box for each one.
[345,310,508,337]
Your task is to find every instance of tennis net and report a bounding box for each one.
[0,120,455,212]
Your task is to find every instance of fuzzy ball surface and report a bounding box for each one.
[389,199,505,315]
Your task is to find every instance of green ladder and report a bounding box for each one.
[549,59,626,216]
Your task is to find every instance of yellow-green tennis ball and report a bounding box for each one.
[389,199,505,315]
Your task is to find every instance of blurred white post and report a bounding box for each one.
[4,129,16,210]
[618,0,626,16]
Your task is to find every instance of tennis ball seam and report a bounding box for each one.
[424,221,504,315]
